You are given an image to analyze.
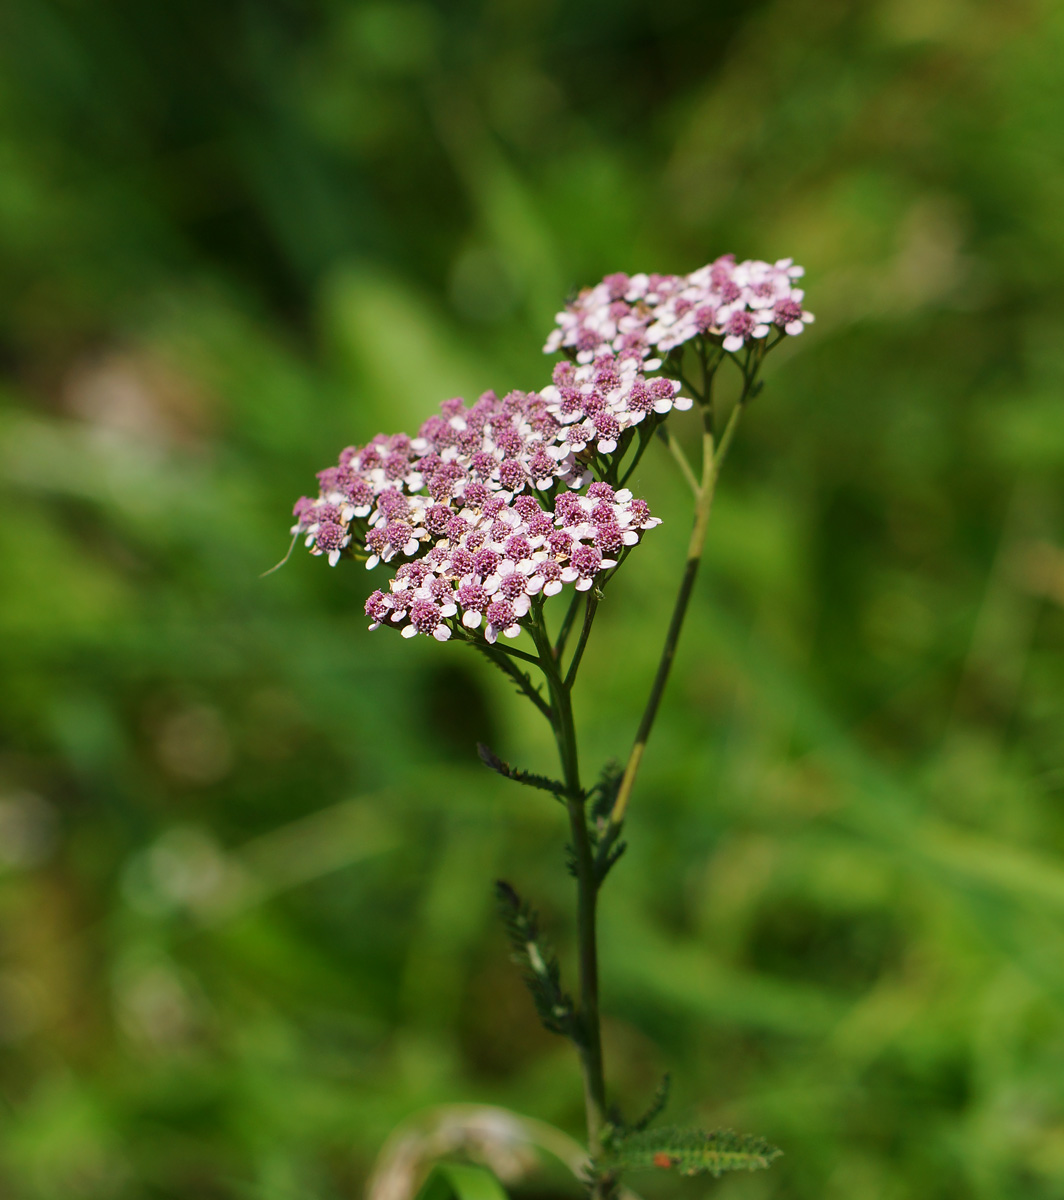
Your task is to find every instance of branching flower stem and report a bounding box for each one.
[564,592,599,690]
[603,365,754,854]
[553,590,585,663]
[617,420,660,488]
[457,630,553,722]
[662,427,700,497]
[473,352,771,1196]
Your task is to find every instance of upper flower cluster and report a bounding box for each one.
[543,255,813,364]
[291,364,667,642]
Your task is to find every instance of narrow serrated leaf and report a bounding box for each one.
[587,760,623,825]
[495,881,577,1040]
[598,1126,781,1179]
[477,744,567,799]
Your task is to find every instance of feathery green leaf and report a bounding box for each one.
[495,881,577,1040]
[587,760,623,824]
[598,1126,781,1179]
[478,744,567,800]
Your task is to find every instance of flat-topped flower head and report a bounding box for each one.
[292,374,662,643]
[545,255,812,364]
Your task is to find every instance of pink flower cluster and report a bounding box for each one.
[544,256,814,364]
[293,254,813,643]
[292,376,663,642]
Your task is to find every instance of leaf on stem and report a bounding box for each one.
[494,880,578,1041]
[597,1126,781,1179]
[587,760,623,825]
[607,1073,671,1144]
[477,744,567,800]
[585,761,627,884]
[563,843,578,879]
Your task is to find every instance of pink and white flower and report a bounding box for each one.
[545,255,812,364]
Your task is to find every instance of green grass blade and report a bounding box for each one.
[416,1163,510,1200]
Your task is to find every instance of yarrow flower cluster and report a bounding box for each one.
[291,372,664,643]
[291,253,810,650]
[544,255,814,363]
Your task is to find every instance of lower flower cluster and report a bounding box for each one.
[365,481,657,643]
[292,380,662,642]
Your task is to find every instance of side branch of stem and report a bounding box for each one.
[464,633,553,722]
[604,393,745,842]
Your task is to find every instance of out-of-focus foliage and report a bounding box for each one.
[2,1,1064,1197]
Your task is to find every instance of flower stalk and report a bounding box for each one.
[605,363,752,850]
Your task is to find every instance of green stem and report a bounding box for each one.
[554,589,584,661]
[662,427,700,497]
[618,419,659,487]
[604,387,747,844]
[459,630,553,722]
[564,591,599,689]
[529,611,607,1165]
[488,642,543,668]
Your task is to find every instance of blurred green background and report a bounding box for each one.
[3,1,1064,1197]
